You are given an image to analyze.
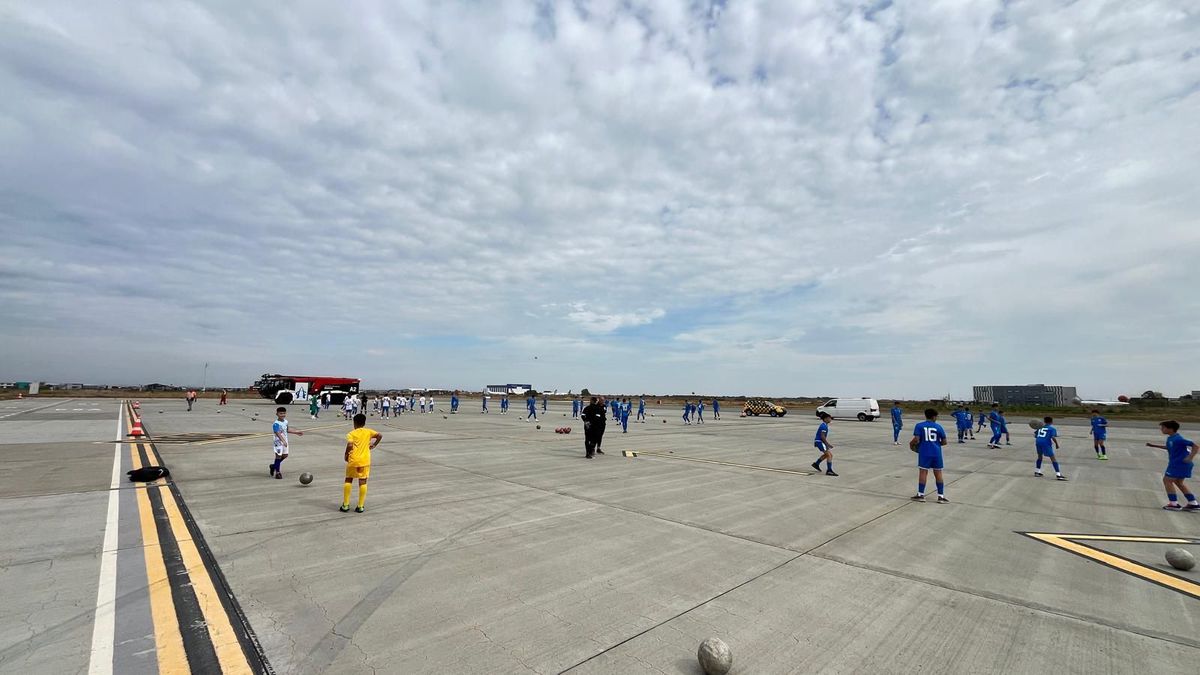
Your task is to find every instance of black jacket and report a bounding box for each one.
[581,402,607,428]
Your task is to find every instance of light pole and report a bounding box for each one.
[202,362,208,392]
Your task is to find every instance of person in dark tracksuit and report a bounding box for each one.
[581,397,607,459]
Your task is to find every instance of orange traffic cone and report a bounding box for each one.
[129,419,145,438]
[132,401,141,410]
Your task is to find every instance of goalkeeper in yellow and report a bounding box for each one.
[341,413,382,513]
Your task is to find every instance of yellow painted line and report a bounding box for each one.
[135,483,189,672]
[193,422,345,445]
[158,487,252,674]
[1024,533,1200,599]
[1051,534,1196,544]
[629,450,814,476]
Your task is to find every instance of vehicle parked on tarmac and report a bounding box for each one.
[252,374,360,405]
[743,399,788,417]
[815,398,881,421]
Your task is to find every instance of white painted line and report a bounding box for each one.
[88,401,122,675]
[0,398,75,419]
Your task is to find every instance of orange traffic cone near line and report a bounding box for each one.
[129,419,145,437]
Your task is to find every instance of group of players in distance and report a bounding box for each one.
[812,406,1200,509]
[271,398,1198,514]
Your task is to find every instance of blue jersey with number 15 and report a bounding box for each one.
[1035,424,1057,450]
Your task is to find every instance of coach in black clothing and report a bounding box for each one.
[581,397,607,458]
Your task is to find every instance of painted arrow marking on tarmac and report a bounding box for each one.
[1020,532,1200,600]
[622,450,814,475]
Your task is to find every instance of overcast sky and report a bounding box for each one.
[1,1,1198,398]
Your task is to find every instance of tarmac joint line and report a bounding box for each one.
[622,449,814,476]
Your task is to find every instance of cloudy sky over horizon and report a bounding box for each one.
[1,1,1198,398]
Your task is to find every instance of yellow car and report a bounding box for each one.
[743,399,787,417]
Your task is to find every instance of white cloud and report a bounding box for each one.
[0,0,1197,397]
[565,303,665,333]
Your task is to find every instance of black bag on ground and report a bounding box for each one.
[127,466,170,482]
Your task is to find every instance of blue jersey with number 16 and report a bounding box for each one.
[913,421,947,454]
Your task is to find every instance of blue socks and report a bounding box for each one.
[272,457,283,474]
[917,481,926,495]
[826,461,834,471]
[1036,457,1043,469]
[1168,493,1178,503]
[935,482,944,496]
[1186,493,1197,503]
[1052,461,1061,473]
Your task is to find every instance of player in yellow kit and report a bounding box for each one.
[341,413,382,513]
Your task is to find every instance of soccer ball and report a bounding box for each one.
[299,472,314,485]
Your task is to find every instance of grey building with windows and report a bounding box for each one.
[973,384,1078,406]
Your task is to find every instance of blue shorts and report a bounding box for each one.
[918,451,944,470]
[1166,462,1194,479]
[814,441,828,453]
[1036,445,1055,458]
[893,423,902,431]
[1093,433,1107,441]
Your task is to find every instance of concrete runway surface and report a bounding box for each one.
[1,396,1197,674]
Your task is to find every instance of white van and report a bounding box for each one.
[816,398,881,421]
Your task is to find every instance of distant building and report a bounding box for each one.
[973,384,1078,406]
[484,384,533,396]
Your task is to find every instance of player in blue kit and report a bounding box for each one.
[712,398,720,420]
[1000,410,1012,445]
[963,407,975,440]
[987,404,1003,448]
[811,412,838,476]
[620,398,630,432]
[682,401,691,425]
[1089,410,1108,460]
[1034,417,1067,480]
[910,409,948,502]
[1146,420,1200,510]
[953,406,968,443]
[976,410,987,433]
[696,400,705,424]
[637,397,646,422]
[890,402,903,445]
[571,397,580,418]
